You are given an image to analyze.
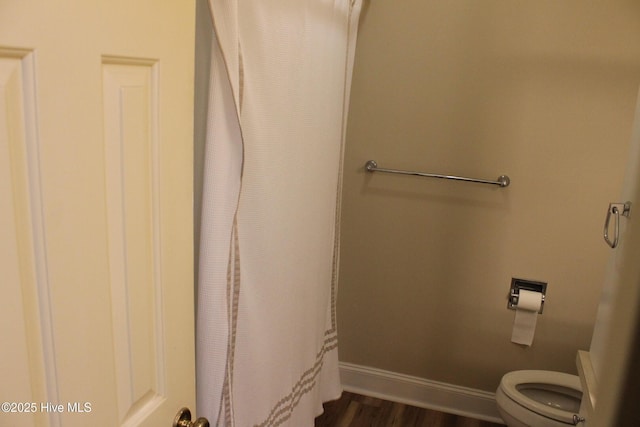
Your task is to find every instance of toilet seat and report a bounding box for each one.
[500,370,582,424]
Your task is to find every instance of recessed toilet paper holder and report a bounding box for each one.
[508,278,546,314]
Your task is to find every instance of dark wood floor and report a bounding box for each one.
[315,392,504,427]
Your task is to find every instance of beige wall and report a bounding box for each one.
[338,1,640,392]
[194,0,212,287]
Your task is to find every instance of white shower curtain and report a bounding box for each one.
[196,1,363,426]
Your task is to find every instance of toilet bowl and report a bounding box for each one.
[495,370,583,427]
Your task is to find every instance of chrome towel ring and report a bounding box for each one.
[603,201,631,248]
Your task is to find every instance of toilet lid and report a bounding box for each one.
[500,370,582,423]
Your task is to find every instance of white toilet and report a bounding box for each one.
[495,370,583,426]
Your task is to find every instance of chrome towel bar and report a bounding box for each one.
[365,160,511,188]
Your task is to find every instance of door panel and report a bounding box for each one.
[103,58,166,424]
[0,2,196,426]
[1,48,51,427]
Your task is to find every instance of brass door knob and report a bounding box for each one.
[173,407,210,427]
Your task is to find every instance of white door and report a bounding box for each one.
[0,1,197,426]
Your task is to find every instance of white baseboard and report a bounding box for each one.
[338,362,505,424]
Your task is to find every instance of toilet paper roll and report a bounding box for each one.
[511,289,543,346]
